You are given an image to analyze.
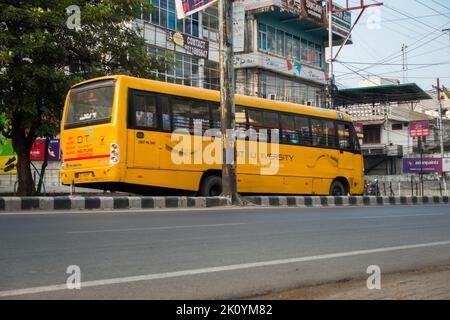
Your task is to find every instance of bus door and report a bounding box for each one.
[127,89,160,169]
[337,123,355,172]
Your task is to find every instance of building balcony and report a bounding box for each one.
[362,144,403,157]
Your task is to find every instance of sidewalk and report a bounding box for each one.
[254,265,450,300]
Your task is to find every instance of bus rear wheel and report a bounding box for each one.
[199,175,222,197]
[330,180,346,196]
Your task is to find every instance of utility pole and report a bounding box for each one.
[437,78,448,195]
[402,44,408,83]
[328,1,383,109]
[328,0,334,109]
[443,28,450,46]
[219,0,239,204]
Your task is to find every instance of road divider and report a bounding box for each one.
[244,195,449,207]
[0,195,448,212]
[0,196,231,211]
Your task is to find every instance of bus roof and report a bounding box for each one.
[71,75,353,122]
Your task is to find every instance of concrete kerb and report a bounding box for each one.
[0,196,232,212]
[0,196,448,212]
[243,196,450,208]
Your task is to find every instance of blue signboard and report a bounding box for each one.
[403,158,442,174]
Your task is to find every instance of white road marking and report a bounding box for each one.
[360,213,446,219]
[66,222,249,234]
[1,240,450,297]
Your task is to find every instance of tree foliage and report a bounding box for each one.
[0,0,170,195]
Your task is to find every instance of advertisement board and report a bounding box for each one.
[167,31,209,59]
[233,52,328,84]
[175,0,218,19]
[30,138,61,161]
[403,158,442,174]
[0,137,17,174]
[301,0,323,23]
[409,120,430,137]
[330,3,352,38]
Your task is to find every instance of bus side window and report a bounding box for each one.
[191,101,210,133]
[350,124,360,152]
[295,116,311,145]
[247,109,264,141]
[131,92,157,129]
[171,98,191,131]
[323,120,337,148]
[311,119,324,147]
[159,95,171,131]
[235,106,247,139]
[263,111,280,143]
[337,123,352,150]
[280,114,299,144]
[210,104,220,129]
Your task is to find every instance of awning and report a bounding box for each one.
[334,83,432,106]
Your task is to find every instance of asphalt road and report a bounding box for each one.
[1,205,450,299]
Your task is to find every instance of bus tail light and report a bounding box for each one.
[110,143,120,164]
[61,149,65,168]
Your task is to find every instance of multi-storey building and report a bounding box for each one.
[133,0,352,108]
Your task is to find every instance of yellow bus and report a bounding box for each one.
[60,75,364,196]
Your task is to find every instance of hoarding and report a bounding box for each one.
[175,0,218,19]
[30,138,61,161]
[233,52,328,84]
[301,0,323,23]
[0,137,17,174]
[331,3,352,38]
[403,158,442,174]
[353,121,364,139]
[409,120,430,137]
[167,31,209,59]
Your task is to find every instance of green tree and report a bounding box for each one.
[0,0,169,195]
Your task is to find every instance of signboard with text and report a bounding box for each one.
[330,3,352,38]
[301,0,324,22]
[403,158,442,174]
[30,138,61,161]
[353,122,364,139]
[233,52,328,84]
[167,31,209,59]
[409,120,430,137]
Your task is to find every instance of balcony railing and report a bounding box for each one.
[362,144,403,157]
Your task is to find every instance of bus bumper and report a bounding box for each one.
[60,165,124,185]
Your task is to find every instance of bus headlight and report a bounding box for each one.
[110,143,120,164]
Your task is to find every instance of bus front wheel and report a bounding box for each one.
[330,180,346,196]
[199,175,222,197]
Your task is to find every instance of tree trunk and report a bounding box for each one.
[11,126,36,196]
[36,137,50,195]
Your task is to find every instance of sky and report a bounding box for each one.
[331,0,450,91]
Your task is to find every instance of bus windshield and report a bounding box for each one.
[65,80,116,129]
